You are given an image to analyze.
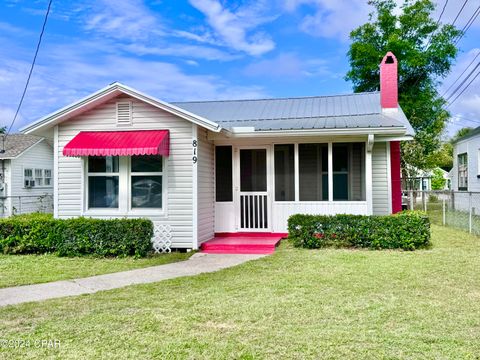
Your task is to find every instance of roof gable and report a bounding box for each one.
[21,83,221,134]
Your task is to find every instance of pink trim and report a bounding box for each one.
[215,232,288,238]
[390,141,402,213]
[63,130,170,157]
[380,52,398,109]
[201,233,284,254]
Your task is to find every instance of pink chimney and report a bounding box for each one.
[380,52,398,109]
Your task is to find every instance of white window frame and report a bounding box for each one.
[44,169,52,186]
[86,157,120,210]
[23,167,53,189]
[83,156,167,216]
[35,169,44,187]
[477,149,480,177]
[458,152,468,191]
[128,156,165,214]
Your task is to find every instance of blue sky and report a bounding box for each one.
[0,0,479,136]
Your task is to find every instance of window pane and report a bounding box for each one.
[299,143,328,201]
[88,176,119,208]
[34,169,43,186]
[333,143,365,201]
[240,149,267,192]
[44,169,52,177]
[24,169,33,178]
[131,156,162,172]
[88,156,119,173]
[131,176,162,208]
[458,153,468,190]
[215,146,233,202]
[274,144,295,201]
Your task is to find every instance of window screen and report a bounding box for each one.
[274,144,295,201]
[332,143,365,201]
[215,146,233,202]
[299,143,328,201]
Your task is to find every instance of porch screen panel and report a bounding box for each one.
[215,146,233,202]
[240,149,267,192]
[299,143,328,201]
[274,144,295,201]
[332,143,366,201]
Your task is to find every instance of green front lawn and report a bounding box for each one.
[1,224,480,359]
[0,252,193,288]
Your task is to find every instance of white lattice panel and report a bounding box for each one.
[151,223,172,253]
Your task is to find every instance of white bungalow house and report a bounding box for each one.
[21,52,414,250]
[0,134,53,217]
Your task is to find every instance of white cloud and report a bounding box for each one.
[282,0,371,40]
[124,43,239,62]
[0,37,268,131]
[244,52,331,78]
[81,0,163,40]
[188,0,276,56]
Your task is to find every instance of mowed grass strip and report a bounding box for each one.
[0,225,479,359]
[0,251,193,288]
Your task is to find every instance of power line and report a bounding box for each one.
[447,67,480,107]
[452,0,469,25]
[442,51,480,97]
[454,5,480,45]
[445,61,480,101]
[424,0,449,50]
[411,0,450,89]
[449,115,480,125]
[5,0,53,138]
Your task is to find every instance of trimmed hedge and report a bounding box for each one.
[288,211,430,250]
[0,214,154,257]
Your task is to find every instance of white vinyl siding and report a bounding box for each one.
[56,95,194,248]
[5,140,54,216]
[452,134,480,193]
[372,142,390,215]
[197,126,215,244]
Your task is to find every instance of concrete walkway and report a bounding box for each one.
[0,253,265,307]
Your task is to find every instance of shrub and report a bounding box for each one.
[0,213,153,257]
[287,211,430,251]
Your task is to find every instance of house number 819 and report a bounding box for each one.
[192,139,198,164]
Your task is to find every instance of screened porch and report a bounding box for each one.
[214,140,372,233]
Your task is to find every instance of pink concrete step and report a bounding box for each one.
[200,233,287,254]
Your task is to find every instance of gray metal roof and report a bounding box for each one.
[173,91,414,135]
[0,134,44,159]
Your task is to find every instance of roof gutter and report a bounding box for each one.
[225,126,409,138]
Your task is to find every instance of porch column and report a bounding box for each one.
[328,142,333,201]
[366,135,374,215]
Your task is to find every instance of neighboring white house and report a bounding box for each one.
[450,128,480,211]
[0,134,54,217]
[403,166,451,191]
[451,128,480,192]
[21,52,414,250]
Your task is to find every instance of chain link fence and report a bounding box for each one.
[0,194,53,218]
[403,190,480,235]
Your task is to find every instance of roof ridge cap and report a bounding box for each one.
[172,91,380,104]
